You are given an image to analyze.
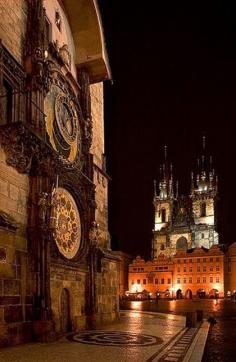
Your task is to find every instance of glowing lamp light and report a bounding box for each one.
[130,283,142,293]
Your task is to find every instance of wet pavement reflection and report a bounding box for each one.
[121,299,236,361]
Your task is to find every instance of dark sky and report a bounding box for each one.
[98,1,236,259]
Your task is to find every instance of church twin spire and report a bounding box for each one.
[154,136,218,200]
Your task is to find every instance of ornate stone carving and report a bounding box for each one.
[0,123,36,173]
[78,69,92,150]
[59,44,71,69]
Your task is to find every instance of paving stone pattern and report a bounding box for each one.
[157,328,198,362]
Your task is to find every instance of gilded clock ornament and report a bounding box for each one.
[45,77,81,163]
[51,187,81,259]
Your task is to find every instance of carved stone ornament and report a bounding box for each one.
[59,44,71,69]
[50,187,81,259]
[0,123,36,173]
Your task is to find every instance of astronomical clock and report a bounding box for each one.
[50,187,81,259]
[44,70,84,260]
[45,71,81,164]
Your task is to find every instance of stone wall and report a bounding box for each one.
[96,259,119,325]
[90,83,104,169]
[0,0,27,64]
[0,147,31,347]
[50,265,86,333]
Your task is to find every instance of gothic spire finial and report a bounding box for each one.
[164,145,167,161]
[176,180,179,199]
[202,135,206,151]
[154,179,157,198]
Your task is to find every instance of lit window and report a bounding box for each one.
[197,277,200,283]
[183,267,186,272]
[177,278,180,284]
[203,266,206,272]
[197,266,200,272]
[177,267,180,272]
[203,277,206,283]
[216,276,220,283]
[189,266,192,272]
[210,266,213,271]
[189,277,192,283]
[168,278,171,284]
[203,258,206,263]
[216,266,220,272]
[143,279,146,285]
[177,259,181,264]
[155,279,158,284]
[137,279,140,284]
[133,268,137,271]
[161,278,164,284]
[210,276,213,283]
[183,277,186,284]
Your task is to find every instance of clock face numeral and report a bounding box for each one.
[51,187,81,259]
[45,82,81,162]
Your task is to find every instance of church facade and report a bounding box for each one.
[153,138,219,259]
[0,0,119,347]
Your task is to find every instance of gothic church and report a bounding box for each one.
[152,137,219,259]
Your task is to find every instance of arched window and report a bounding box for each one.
[200,202,206,217]
[161,209,166,222]
[176,236,188,250]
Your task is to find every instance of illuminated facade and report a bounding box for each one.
[153,137,218,259]
[129,246,225,298]
[128,138,228,299]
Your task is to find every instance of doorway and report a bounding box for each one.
[60,288,71,333]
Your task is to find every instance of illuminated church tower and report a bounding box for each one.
[152,137,219,259]
[152,146,176,258]
[190,136,219,248]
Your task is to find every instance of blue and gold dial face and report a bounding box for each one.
[45,83,80,162]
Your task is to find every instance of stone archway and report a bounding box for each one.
[60,288,71,333]
[176,289,182,299]
[185,289,192,299]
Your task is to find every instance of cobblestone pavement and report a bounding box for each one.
[123,298,236,361]
[0,311,185,362]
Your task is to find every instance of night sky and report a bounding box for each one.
[98,1,236,259]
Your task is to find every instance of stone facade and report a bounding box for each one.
[153,138,218,259]
[129,245,225,298]
[0,0,119,347]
